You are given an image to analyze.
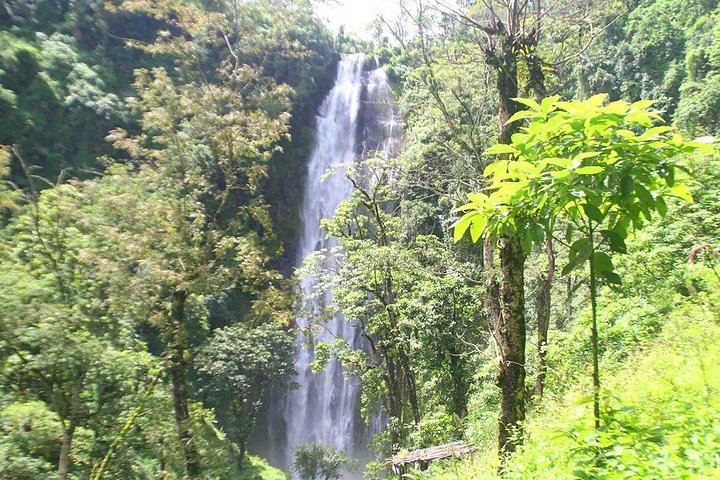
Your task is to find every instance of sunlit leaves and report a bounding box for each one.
[484,143,520,156]
[452,94,713,433]
[0,146,19,212]
[669,184,693,202]
[513,97,542,112]
[452,95,713,285]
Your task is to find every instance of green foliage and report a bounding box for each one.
[0,31,127,179]
[409,411,463,449]
[0,181,172,480]
[0,401,60,479]
[292,444,357,480]
[196,323,295,458]
[508,296,720,480]
[455,93,712,432]
[0,146,19,214]
[401,290,720,479]
[237,455,290,480]
[3,1,720,479]
[0,1,339,478]
[454,95,709,256]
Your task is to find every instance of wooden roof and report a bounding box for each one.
[387,441,475,467]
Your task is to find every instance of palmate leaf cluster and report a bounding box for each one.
[454,94,712,282]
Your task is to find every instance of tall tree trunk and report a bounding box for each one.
[533,239,555,399]
[588,237,601,430]
[525,38,553,402]
[168,289,201,477]
[398,346,421,425]
[488,39,528,458]
[564,276,573,328]
[58,375,81,480]
[448,340,469,418]
[58,424,74,480]
[383,348,403,450]
[496,236,527,454]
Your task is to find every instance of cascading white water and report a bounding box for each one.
[361,63,402,162]
[264,53,400,478]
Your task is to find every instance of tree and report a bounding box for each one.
[385,0,557,457]
[0,146,18,215]
[95,2,297,474]
[195,323,295,465]
[0,177,157,480]
[292,444,357,480]
[454,94,713,429]
[307,157,481,450]
[308,158,422,448]
[0,33,126,181]
[436,0,541,457]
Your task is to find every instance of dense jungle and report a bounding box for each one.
[0,1,719,479]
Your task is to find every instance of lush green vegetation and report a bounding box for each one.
[1,1,336,479]
[1,0,719,479]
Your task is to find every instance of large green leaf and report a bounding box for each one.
[506,110,540,124]
[568,238,591,263]
[634,184,655,208]
[512,97,541,112]
[575,166,604,175]
[592,251,614,274]
[620,176,634,199]
[669,184,693,203]
[599,270,622,285]
[600,230,627,254]
[656,195,668,217]
[583,203,605,223]
[452,212,475,243]
[470,215,489,243]
[485,144,519,155]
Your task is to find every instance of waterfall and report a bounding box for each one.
[264,53,400,478]
[361,62,402,162]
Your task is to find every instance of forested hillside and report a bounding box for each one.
[0,1,718,480]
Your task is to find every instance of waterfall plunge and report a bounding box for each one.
[265,54,400,478]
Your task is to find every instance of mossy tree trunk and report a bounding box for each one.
[168,289,201,477]
[488,39,528,457]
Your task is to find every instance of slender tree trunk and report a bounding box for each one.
[383,349,403,450]
[564,276,573,328]
[588,237,601,429]
[92,376,159,480]
[495,42,519,145]
[58,375,82,480]
[533,239,555,399]
[58,424,75,480]
[237,407,248,471]
[448,341,469,418]
[398,346,421,425]
[168,289,201,477]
